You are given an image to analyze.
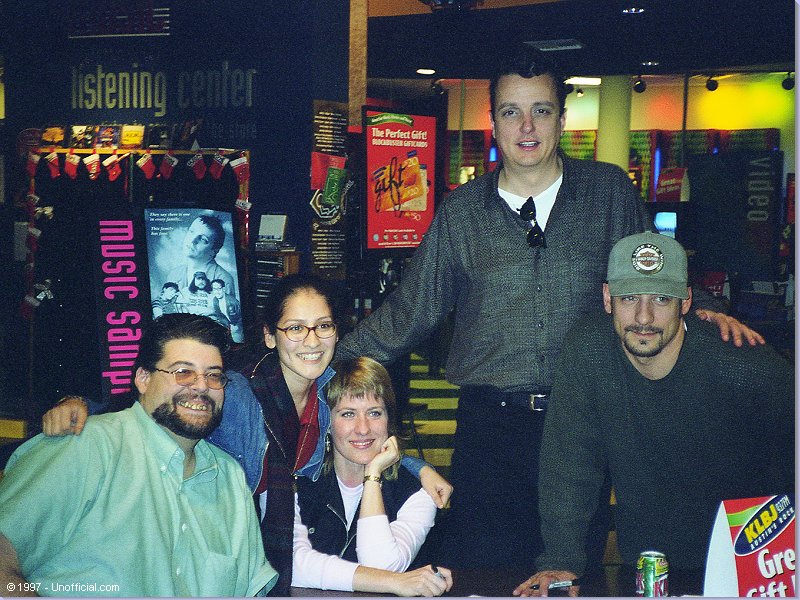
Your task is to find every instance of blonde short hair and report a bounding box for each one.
[325,356,402,479]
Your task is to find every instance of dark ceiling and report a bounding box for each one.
[367,0,795,81]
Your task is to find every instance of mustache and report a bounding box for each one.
[173,390,216,409]
[625,326,663,335]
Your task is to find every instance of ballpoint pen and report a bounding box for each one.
[529,578,580,591]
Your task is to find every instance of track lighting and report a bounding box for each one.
[705,76,718,91]
[782,72,795,90]
[633,76,646,93]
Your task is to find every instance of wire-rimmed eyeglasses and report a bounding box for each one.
[519,196,547,248]
[153,368,229,389]
[275,322,337,342]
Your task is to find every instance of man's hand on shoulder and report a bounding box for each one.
[42,396,89,436]
[695,309,765,347]
[513,570,579,597]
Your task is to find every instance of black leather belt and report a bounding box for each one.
[501,391,550,412]
[460,386,551,413]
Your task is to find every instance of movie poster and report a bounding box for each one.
[364,109,436,250]
[144,208,243,343]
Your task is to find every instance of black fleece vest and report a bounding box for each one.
[296,465,422,562]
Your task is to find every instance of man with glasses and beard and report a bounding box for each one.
[514,232,793,597]
[0,314,276,597]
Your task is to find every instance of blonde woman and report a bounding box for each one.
[292,357,452,596]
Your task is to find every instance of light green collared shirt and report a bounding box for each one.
[0,402,276,597]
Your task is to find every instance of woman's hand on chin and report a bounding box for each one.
[365,435,401,477]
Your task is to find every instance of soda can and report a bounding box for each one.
[635,550,669,596]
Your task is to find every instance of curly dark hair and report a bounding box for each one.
[136,313,229,372]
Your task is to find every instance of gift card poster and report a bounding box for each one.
[144,208,243,342]
[722,495,795,597]
[364,110,436,250]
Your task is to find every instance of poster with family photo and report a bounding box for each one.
[144,208,244,343]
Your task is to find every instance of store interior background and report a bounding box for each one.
[0,1,794,445]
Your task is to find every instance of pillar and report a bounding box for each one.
[596,75,632,171]
[349,0,368,127]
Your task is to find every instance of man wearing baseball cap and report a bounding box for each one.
[514,232,794,597]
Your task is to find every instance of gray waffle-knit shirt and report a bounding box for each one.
[536,312,794,574]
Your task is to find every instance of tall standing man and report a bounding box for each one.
[337,44,762,569]
[514,232,793,596]
[0,314,276,597]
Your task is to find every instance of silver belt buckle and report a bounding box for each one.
[528,393,547,412]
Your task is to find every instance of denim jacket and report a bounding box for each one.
[208,367,334,492]
[207,367,427,492]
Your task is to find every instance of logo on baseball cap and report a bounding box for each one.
[607,231,689,299]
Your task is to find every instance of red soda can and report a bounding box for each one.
[635,551,669,596]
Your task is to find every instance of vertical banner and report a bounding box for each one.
[364,109,436,250]
[687,151,783,278]
[144,208,243,343]
[310,100,349,279]
[94,214,149,403]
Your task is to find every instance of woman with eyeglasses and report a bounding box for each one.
[42,274,452,596]
[292,356,452,596]
[216,274,451,594]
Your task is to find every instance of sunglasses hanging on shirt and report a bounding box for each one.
[519,196,547,248]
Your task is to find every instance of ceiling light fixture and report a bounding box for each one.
[705,76,718,91]
[641,60,660,67]
[416,68,437,76]
[633,76,647,93]
[782,72,795,90]
[565,76,602,86]
[621,6,645,14]
[576,88,585,97]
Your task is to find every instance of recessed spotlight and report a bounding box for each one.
[705,77,718,91]
[633,76,647,93]
[782,72,795,90]
[576,88,585,97]
[416,68,436,75]
[640,60,660,67]
[621,6,645,14]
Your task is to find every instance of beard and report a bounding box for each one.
[151,390,223,439]
[622,326,666,357]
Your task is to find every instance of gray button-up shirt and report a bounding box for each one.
[338,154,649,392]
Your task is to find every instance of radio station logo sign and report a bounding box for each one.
[704,495,796,597]
[734,494,794,555]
